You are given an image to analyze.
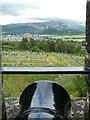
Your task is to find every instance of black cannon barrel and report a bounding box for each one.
[15,81,71,120]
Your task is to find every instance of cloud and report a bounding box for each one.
[1,0,39,16]
[0,0,86,25]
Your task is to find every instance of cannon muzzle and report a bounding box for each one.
[15,81,71,119]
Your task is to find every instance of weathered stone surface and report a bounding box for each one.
[5,98,20,120]
[4,98,87,120]
[85,53,90,68]
[86,1,90,53]
[85,1,90,119]
[0,75,2,120]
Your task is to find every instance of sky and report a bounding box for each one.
[0,0,86,25]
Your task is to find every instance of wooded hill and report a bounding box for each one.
[2,18,85,35]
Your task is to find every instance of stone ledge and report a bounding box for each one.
[4,97,87,120]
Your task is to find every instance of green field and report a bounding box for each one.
[2,50,87,98]
[50,35,85,41]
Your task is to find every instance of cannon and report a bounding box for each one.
[15,81,71,120]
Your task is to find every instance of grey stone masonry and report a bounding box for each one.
[4,97,87,120]
[0,76,2,120]
[85,1,90,120]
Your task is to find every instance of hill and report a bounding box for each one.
[1,18,85,35]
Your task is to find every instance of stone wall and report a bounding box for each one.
[85,0,90,119]
[4,97,86,120]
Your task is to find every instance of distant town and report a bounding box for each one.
[2,33,49,42]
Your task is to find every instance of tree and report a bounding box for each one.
[47,40,55,52]
[19,37,29,50]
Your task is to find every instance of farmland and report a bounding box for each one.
[50,35,85,41]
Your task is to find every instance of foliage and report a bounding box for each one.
[63,75,87,97]
[19,37,28,50]
[2,37,86,55]
[72,75,87,97]
[3,74,87,98]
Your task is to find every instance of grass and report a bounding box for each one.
[2,51,85,67]
[50,35,85,41]
[2,50,87,98]
[3,74,59,97]
[63,75,87,97]
[3,74,87,98]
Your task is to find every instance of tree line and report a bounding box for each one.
[2,37,85,54]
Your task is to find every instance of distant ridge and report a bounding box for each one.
[1,18,85,35]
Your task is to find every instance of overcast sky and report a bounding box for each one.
[0,0,86,25]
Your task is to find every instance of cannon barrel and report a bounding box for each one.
[15,81,71,119]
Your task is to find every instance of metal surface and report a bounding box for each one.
[1,67,90,74]
[15,81,71,119]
